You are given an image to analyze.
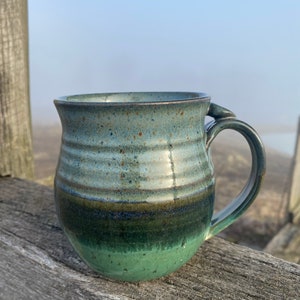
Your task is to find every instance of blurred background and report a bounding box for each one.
[28,0,300,155]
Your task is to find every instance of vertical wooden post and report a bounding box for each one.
[288,117,300,224]
[0,0,34,179]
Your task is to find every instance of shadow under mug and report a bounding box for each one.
[54,92,266,282]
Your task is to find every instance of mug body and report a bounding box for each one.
[54,92,214,281]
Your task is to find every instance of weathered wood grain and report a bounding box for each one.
[0,0,34,179]
[0,178,299,299]
[288,117,300,224]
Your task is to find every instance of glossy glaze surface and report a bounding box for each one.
[56,187,214,281]
[54,92,265,281]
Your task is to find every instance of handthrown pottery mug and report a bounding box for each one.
[54,92,265,282]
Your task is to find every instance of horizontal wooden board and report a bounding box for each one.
[1,177,299,299]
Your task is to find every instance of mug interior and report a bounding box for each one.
[55,92,209,105]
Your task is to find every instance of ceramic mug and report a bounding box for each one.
[54,92,265,282]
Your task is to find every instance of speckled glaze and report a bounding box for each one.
[54,92,265,282]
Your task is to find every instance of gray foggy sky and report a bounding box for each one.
[29,0,300,130]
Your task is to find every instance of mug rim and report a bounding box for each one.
[54,92,210,106]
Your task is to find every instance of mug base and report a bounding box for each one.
[65,230,204,282]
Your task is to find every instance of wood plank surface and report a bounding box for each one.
[0,177,299,299]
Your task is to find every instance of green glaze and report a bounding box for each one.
[54,92,265,282]
[56,187,213,281]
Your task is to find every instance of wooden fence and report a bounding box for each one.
[0,0,34,179]
[288,117,300,224]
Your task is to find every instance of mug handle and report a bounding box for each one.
[205,103,266,239]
